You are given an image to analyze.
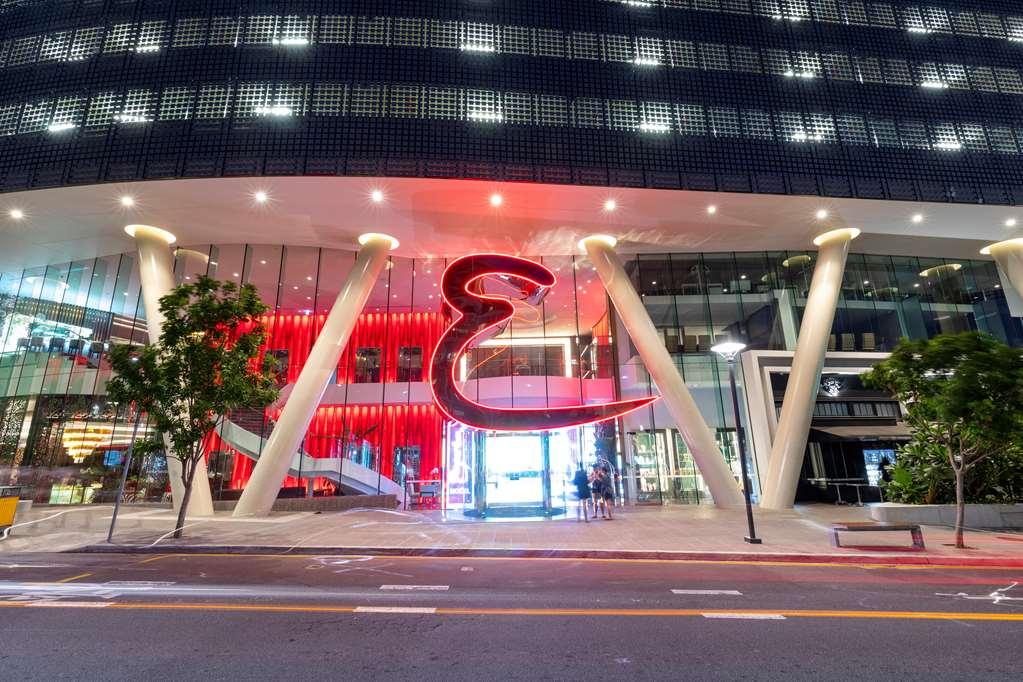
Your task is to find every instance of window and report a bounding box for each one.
[742,109,773,139]
[570,32,599,60]
[195,85,232,119]
[968,66,998,92]
[883,59,912,86]
[392,18,423,47]
[535,28,564,57]
[397,347,423,382]
[50,96,84,129]
[118,89,154,123]
[950,11,979,35]
[867,3,896,27]
[854,56,883,83]
[236,83,270,118]
[988,126,1019,154]
[311,83,346,116]
[172,18,207,48]
[158,87,195,120]
[0,104,20,136]
[708,107,740,137]
[636,37,663,65]
[466,89,502,122]
[537,95,567,125]
[899,120,930,150]
[995,68,1023,95]
[428,87,461,119]
[208,18,240,47]
[462,22,497,52]
[19,99,51,133]
[699,43,729,71]
[604,35,632,62]
[959,123,988,152]
[356,17,389,45]
[666,40,698,69]
[429,20,459,50]
[640,101,672,133]
[730,45,761,73]
[976,13,1005,39]
[836,114,869,145]
[8,36,40,66]
[501,26,531,55]
[85,92,123,127]
[808,113,836,142]
[504,92,533,124]
[608,100,639,130]
[39,32,70,62]
[103,23,136,53]
[245,16,277,45]
[319,16,353,44]
[822,52,853,80]
[573,98,604,128]
[137,21,166,52]
[350,84,385,117]
[354,348,382,383]
[278,16,313,45]
[389,85,422,118]
[677,104,706,135]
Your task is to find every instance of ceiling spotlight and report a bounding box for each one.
[707,205,718,215]
[120,195,135,207]
[370,189,385,203]
[489,193,503,207]
[253,190,269,204]
[815,209,829,220]
[603,199,617,212]
[8,208,24,220]
[1006,218,1018,228]
[911,213,924,224]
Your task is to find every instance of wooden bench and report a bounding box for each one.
[830,522,925,550]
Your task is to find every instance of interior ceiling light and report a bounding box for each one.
[253,190,269,204]
[8,208,24,220]
[489,193,503,207]
[815,209,829,220]
[371,189,385,203]
[603,199,617,212]
[707,205,718,215]
[119,195,135,207]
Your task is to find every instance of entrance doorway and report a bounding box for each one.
[485,433,545,510]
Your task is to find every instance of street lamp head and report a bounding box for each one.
[710,340,747,361]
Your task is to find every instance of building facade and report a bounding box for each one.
[2,0,1023,515]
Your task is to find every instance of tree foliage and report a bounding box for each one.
[106,276,279,536]
[862,332,1023,547]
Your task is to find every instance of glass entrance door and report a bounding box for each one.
[485,433,544,509]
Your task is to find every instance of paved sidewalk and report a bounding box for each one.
[3,501,1022,565]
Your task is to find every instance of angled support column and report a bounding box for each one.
[981,238,1023,299]
[580,235,743,508]
[760,227,860,510]
[234,233,399,517]
[125,224,214,517]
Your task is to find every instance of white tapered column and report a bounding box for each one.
[760,228,860,510]
[981,238,1023,299]
[233,233,398,517]
[125,224,214,517]
[581,235,743,508]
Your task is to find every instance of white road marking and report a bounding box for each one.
[0,564,71,569]
[354,606,437,614]
[380,585,450,591]
[28,601,111,608]
[702,613,785,620]
[672,589,743,596]
[460,567,475,572]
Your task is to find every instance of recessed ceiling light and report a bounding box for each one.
[911,213,924,223]
[306,276,313,281]
[1006,218,1018,228]
[815,209,829,220]
[8,208,24,220]
[489,193,503,207]
[707,205,718,215]
[259,259,267,265]
[863,280,870,285]
[120,195,135,207]
[603,199,617,212]
[370,189,385,203]
[232,272,240,277]
[253,190,269,204]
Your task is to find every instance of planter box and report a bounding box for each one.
[213,494,398,513]
[871,503,1023,529]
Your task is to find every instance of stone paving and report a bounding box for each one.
[3,501,1022,561]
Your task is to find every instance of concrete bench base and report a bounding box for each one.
[871,503,1023,529]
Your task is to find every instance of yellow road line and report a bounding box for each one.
[134,554,170,565]
[132,552,1023,571]
[56,572,93,583]
[1,600,1022,621]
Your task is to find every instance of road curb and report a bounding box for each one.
[71,544,1023,567]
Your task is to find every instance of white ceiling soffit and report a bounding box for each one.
[0,176,1016,271]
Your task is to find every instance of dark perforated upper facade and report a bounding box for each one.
[1,0,1023,203]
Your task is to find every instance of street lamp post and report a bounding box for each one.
[710,341,762,544]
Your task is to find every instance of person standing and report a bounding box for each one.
[571,466,591,522]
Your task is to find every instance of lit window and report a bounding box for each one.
[137,21,166,52]
[356,16,389,46]
[570,32,599,60]
[349,84,385,117]
[68,27,103,61]
[208,18,240,47]
[39,32,70,62]
[608,100,639,131]
[103,23,136,53]
[572,98,605,128]
[503,92,533,125]
[311,83,347,116]
[461,22,497,52]
[537,95,567,126]
[466,89,503,123]
[19,99,52,133]
[117,89,154,123]
[158,87,195,121]
[195,85,232,119]
[8,35,40,66]
[85,92,124,127]
[428,87,461,119]
[172,18,207,48]
[501,26,531,55]
[392,18,423,47]
[50,96,84,130]
[318,16,353,45]
[389,85,423,118]
[535,28,564,57]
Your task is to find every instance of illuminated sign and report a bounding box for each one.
[430,253,656,431]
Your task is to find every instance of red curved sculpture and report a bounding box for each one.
[430,253,657,431]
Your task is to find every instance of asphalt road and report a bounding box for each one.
[0,552,1021,680]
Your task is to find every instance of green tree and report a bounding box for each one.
[862,332,1023,548]
[106,276,278,538]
